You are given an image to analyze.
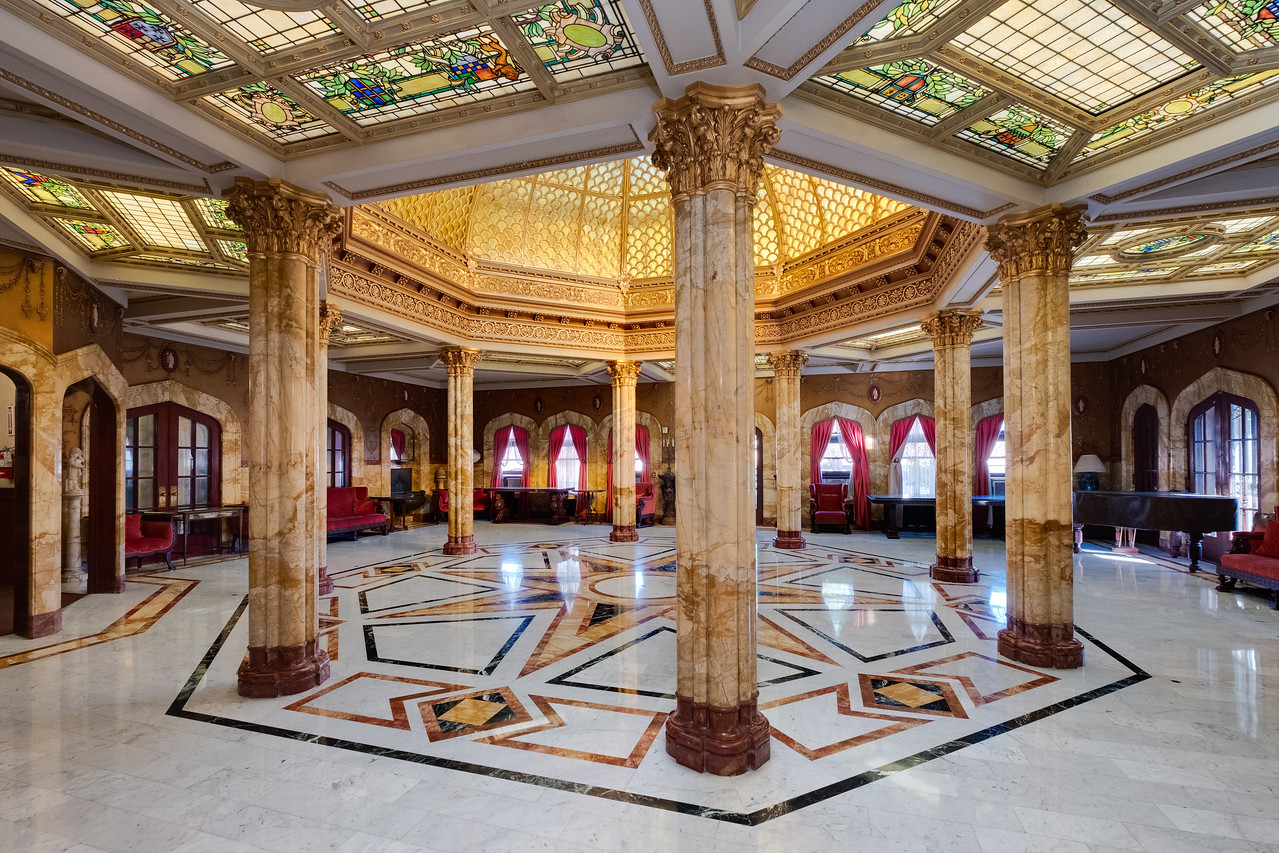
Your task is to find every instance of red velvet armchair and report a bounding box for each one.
[810,483,849,534]
[636,482,656,526]
[125,512,175,571]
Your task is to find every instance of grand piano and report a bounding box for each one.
[1072,490,1238,572]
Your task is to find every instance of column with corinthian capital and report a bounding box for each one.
[441,347,481,556]
[651,83,780,774]
[922,310,983,583]
[987,204,1087,669]
[768,351,807,549]
[606,360,641,542]
[227,178,341,697]
[317,300,342,597]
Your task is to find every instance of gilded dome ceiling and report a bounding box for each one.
[376,157,914,282]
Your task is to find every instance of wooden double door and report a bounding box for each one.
[126,402,221,511]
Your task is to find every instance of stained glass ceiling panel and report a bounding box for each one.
[352,1,451,23]
[54,217,129,252]
[1077,71,1279,161]
[854,0,963,45]
[202,83,342,146]
[102,192,204,250]
[35,0,233,80]
[951,0,1197,114]
[293,25,538,126]
[812,59,991,126]
[194,198,241,233]
[1185,1,1279,51]
[511,0,645,83]
[190,0,334,54]
[1,168,93,208]
[1232,228,1279,252]
[954,103,1073,170]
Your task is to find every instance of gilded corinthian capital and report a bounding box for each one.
[439,346,481,375]
[985,204,1088,281]
[319,301,343,345]
[225,177,342,258]
[649,83,781,201]
[766,350,808,378]
[921,309,983,348]
[605,360,643,386]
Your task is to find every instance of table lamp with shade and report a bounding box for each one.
[1074,454,1106,490]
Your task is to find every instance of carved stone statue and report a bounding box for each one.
[64,447,85,495]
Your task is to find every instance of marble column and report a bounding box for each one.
[606,360,641,543]
[317,301,341,597]
[651,82,780,774]
[987,204,1087,669]
[922,310,983,583]
[441,346,481,556]
[767,351,807,549]
[227,177,341,698]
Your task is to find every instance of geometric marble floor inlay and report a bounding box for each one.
[170,530,1149,825]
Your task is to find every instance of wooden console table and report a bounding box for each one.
[172,505,247,564]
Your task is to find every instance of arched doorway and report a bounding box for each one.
[0,366,31,635]
[86,381,120,593]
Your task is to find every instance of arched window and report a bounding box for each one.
[390,426,414,464]
[973,414,1005,496]
[1133,404,1159,491]
[1188,391,1259,529]
[500,430,525,487]
[327,419,351,488]
[126,402,221,509]
[552,428,583,490]
[889,416,936,498]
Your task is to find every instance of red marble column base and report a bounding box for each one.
[931,554,978,583]
[664,694,771,775]
[88,574,126,595]
[237,639,331,697]
[997,618,1083,669]
[443,535,477,555]
[773,530,806,549]
[16,609,61,639]
[318,565,333,596]
[610,524,638,543]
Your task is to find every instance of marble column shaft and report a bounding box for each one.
[987,204,1087,669]
[767,351,807,549]
[922,310,982,583]
[317,301,341,596]
[651,83,780,775]
[227,178,340,697]
[442,347,480,556]
[606,360,641,542]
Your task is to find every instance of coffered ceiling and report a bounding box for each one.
[0,0,1277,388]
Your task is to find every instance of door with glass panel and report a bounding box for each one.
[125,403,221,510]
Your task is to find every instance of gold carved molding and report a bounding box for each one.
[921,309,983,348]
[986,204,1088,281]
[650,83,781,201]
[225,178,342,258]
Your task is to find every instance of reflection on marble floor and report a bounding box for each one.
[173,531,1147,822]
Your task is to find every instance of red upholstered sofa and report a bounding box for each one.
[433,488,492,522]
[636,482,656,526]
[1218,508,1279,609]
[326,486,389,539]
[125,512,174,571]
[811,483,849,534]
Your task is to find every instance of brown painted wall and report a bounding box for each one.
[1071,362,1112,462]
[0,249,54,352]
[121,334,251,422]
[54,270,124,369]
[473,381,676,451]
[799,366,1003,418]
[327,371,446,463]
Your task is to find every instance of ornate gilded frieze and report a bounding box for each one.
[776,225,923,295]
[225,178,341,259]
[986,204,1088,281]
[650,83,781,200]
[472,274,624,309]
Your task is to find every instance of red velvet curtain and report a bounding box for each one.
[809,419,835,485]
[605,429,613,521]
[636,425,651,484]
[973,414,1004,496]
[919,416,935,455]
[569,424,588,512]
[547,425,566,488]
[390,428,406,462]
[513,427,531,488]
[491,425,513,488]
[889,417,915,461]
[838,417,870,529]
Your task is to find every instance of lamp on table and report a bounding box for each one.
[1073,454,1105,491]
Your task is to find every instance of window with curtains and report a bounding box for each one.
[634,449,643,482]
[1189,392,1259,530]
[499,430,525,487]
[820,432,853,483]
[390,426,413,464]
[555,430,582,490]
[898,419,936,498]
[327,420,350,488]
[987,424,1006,494]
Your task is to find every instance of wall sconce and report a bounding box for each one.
[1073,454,1105,491]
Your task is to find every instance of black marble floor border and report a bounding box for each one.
[169,596,1150,826]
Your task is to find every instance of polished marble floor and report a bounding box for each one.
[3,523,1279,852]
